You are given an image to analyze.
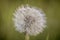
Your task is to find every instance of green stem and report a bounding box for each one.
[25,32,29,40]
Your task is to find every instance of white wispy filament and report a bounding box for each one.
[13,5,46,36]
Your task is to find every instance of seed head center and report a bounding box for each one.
[24,16,35,27]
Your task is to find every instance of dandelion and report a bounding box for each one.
[13,4,47,40]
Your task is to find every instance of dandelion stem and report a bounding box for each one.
[25,32,29,40]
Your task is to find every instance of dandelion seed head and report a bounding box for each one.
[13,5,47,36]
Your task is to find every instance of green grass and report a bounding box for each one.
[0,0,60,40]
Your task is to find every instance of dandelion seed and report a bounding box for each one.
[13,5,47,36]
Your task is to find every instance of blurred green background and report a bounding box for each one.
[0,0,60,40]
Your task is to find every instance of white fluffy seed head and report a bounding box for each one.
[13,5,47,36]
